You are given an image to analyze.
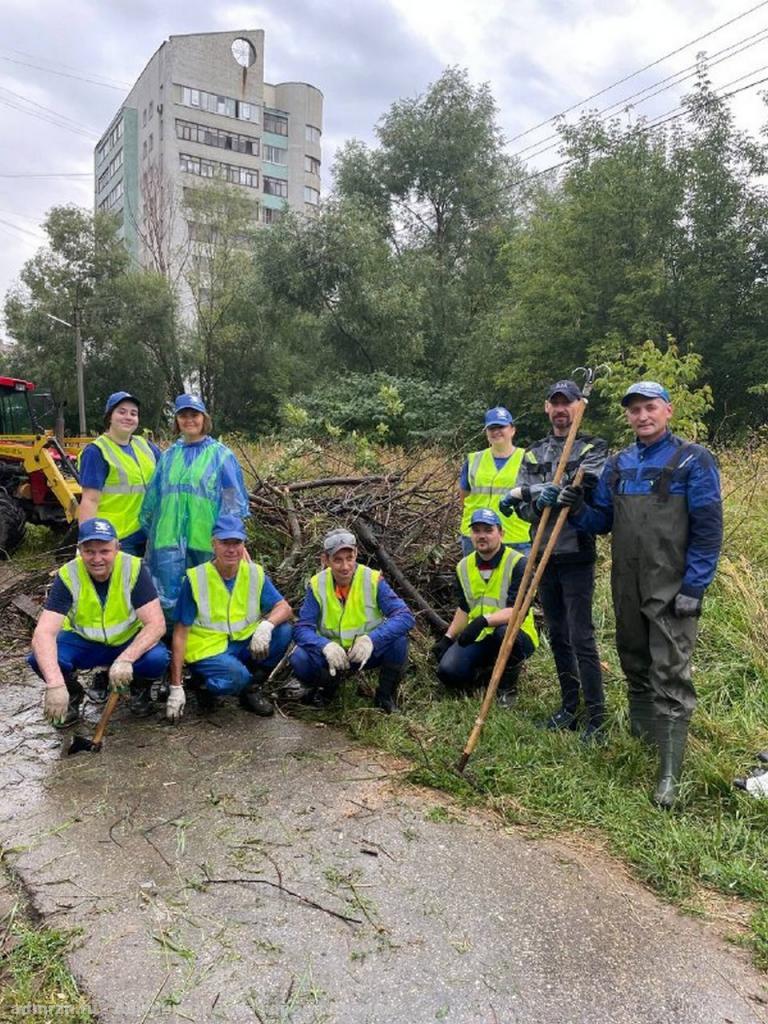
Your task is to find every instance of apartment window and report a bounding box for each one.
[149,100,154,119]
[304,155,320,175]
[149,132,154,152]
[175,118,259,156]
[263,207,283,225]
[159,118,164,140]
[142,107,147,126]
[98,179,124,212]
[142,140,147,159]
[263,144,286,165]
[179,153,260,189]
[305,124,321,144]
[263,176,288,198]
[304,186,320,205]
[264,112,288,136]
[238,101,259,123]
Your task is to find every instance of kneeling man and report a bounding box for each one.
[291,528,414,712]
[169,515,292,720]
[30,517,169,727]
[433,509,538,706]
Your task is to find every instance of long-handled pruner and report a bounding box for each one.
[68,691,121,755]
[456,365,608,773]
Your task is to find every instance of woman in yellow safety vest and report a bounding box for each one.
[459,406,530,557]
[78,391,161,557]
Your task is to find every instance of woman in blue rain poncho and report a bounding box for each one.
[140,394,250,619]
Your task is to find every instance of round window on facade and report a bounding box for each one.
[231,38,256,68]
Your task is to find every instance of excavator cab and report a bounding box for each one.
[0,377,87,555]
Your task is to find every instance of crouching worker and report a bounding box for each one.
[290,528,415,713]
[433,508,538,707]
[29,518,169,728]
[168,515,292,720]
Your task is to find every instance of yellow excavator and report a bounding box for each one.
[0,377,88,555]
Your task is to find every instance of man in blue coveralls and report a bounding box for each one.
[168,515,292,719]
[549,381,723,808]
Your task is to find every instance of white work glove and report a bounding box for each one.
[166,685,186,722]
[322,642,350,677]
[44,684,69,725]
[745,772,768,799]
[249,620,274,661]
[348,634,374,669]
[108,660,133,694]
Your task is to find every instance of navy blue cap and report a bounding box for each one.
[621,381,671,406]
[78,518,117,543]
[484,406,515,427]
[546,379,582,402]
[470,508,502,528]
[104,391,139,415]
[212,515,247,541]
[174,393,207,414]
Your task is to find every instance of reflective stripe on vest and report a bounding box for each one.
[456,547,538,648]
[460,447,529,544]
[59,551,142,645]
[92,435,156,539]
[185,560,265,663]
[310,566,384,649]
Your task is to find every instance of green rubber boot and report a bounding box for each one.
[628,691,657,745]
[653,716,689,810]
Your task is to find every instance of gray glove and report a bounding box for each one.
[556,485,584,513]
[673,593,702,618]
[44,684,69,725]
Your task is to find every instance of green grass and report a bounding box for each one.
[0,887,94,1023]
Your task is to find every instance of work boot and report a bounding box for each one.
[129,680,155,717]
[239,682,275,717]
[83,669,109,705]
[151,678,170,703]
[628,691,656,745]
[581,704,606,745]
[53,674,84,729]
[544,707,579,731]
[374,664,403,715]
[653,716,689,810]
[279,676,313,703]
[496,662,521,710]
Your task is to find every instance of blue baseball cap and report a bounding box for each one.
[470,508,502,528]
[212,514,247,541]
[484,406,515,427]
[78,518,117,544]
[174,393,207,415]
[104,391,139,415]
[621,381,671,406]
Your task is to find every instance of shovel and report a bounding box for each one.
[68,690,121,755]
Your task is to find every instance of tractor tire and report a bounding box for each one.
[0,494,27,558]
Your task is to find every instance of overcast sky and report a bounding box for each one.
[1,0,766,329]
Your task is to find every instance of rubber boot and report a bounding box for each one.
[311,667,340,708]
[653,716,689,809]
[239,668,275,717]
[628,690,656,745]
[374,664,402,714]
[496,661,521,710]
[129,678,155,717]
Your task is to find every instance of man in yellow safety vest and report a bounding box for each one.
[433,508,538,707]
[289,528,414,713]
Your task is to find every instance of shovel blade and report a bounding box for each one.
[68,735,102,756]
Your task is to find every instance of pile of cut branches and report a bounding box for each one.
[236,441,463,634]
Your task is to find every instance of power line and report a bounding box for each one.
[0,88,98,140]
[512,24,768,158]
[0,216,45,240]
[0,172,91,179]
[0,54,129,91]
[3,48,132,89]
[509,0,768,144]
[0,84,98,134]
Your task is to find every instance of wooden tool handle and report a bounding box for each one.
[92,690,121,746]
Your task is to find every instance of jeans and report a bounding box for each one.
[537,560,604,712]
[290,635,408,685]
[190,621,292,695]
[28,631,170,681]
[437,626,533,691]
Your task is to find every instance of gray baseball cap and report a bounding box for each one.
[323,529,357,556]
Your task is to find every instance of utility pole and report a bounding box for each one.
[45,312,87,435]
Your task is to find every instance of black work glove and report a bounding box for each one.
[556,484,584,513]
[499,494,515,518]
[457,616,488,647]
[673,593,702,618]
[431,635,453,662]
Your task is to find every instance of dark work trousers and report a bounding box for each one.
[437,626,533,692]
[538,561,604,715]
[612,489,697,723]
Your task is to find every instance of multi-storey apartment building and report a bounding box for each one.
[93,30,323,271]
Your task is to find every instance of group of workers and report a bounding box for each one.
[28,375,725,809]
